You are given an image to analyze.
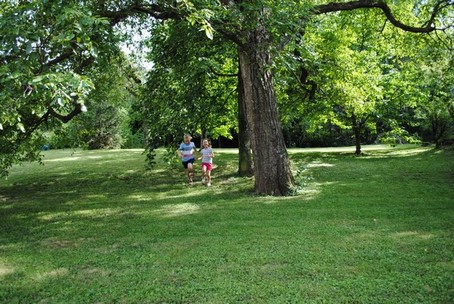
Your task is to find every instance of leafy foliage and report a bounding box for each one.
[275,3,453,151]
[1,0,452,180]
[0,0,112,176]
[49,54,143,150]
[142,20,238,152]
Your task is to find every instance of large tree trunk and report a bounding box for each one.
[237,59,254,177]
[237,31,295,195]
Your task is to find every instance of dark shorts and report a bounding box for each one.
[182,158,195,169]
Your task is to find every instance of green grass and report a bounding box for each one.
[0,145,453,303]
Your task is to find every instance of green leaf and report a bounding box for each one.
[17,122,26,133]
[25,43,33,54]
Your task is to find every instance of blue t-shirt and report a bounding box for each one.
[179,142,196,161]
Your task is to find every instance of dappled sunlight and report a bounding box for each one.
[156,189,209,200]
[288,144,426,154]
[259,195,305,204]
[260,184,324,204]
[37,211,70,221]
[0,203,15,210]
[56,171,72,176]
[0,195,14,209]
[306,161,335,168]
[392,231,435,240]
[153,203,200,218]
[123,169,137,174]
[128,186,225,205]
[344,230,436,245]
[44,149,143,163]
[0,263,15,277]
[73,208,122,218]
[45,155,103,162]
[0,146,452,303]
[297,181,337,201]
[215,149,239,154]
[359,147,432,159]
[78,267,110,278]
[10,213,29,220]
[345,231,380,243]
[298,188,322,200]
[128,194,154,202]
[384,147,432,157]
[289,145,391,153]
[40,237,94,249]
[84,194,107,199]
[34,268,69,282]
[37,207,122,221]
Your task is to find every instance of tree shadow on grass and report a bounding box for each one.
[1,147,453,303]
[0,151,256,247]
[3,146,449,232]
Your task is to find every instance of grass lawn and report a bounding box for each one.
[0,145,453,303]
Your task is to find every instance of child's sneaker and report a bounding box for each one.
[202,178,206,185]
[207,182,211,187]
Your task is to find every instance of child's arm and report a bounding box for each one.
[177,144,183,158]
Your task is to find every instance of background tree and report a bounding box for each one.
[374,13,454,147]
[141,18,254,175]
[2,0,452,196]
[49,54,143,149]
[217,0,450,194]
[142,21,238,150]
[292,9,387,155]
[407,38,453,147]
[0,0,113,176]
[275,1,453,152]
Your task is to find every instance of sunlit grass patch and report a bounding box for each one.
[154,203,201,217]
[0,263,15,277]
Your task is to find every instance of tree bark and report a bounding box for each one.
[237,28,295,195]
[237,59,254,177]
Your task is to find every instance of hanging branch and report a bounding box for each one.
[313,0,451,33]
[99,3,182,26]
[208,66,238,77]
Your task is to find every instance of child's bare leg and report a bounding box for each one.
[207,170,212,186]
[202,166,207,182]
[187,163,194,182]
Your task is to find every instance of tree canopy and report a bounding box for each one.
[1,0,452,195]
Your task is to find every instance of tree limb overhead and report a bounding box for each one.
[313,0,452,33]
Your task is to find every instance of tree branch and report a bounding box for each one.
[43,50,73,68]
[313,0,452,33]
[46,102,84,124]
[209,66,238,77]
[100,4,182,26]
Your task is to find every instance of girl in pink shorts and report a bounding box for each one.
[198,139,214,186]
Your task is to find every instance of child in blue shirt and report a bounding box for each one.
[178,134,196,185]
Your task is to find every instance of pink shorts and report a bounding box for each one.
[202,162,213,172]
